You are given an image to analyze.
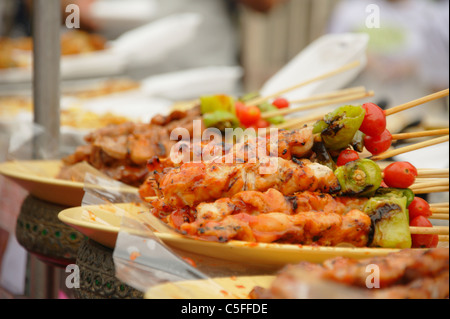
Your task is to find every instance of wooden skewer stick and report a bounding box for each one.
[429,214,449,220]
[417,176,449,180]
[382,169,448,181]
[272,89,448,131]
[246,60,361,106]
[431,207,449,214]
[289,86,366,104]
[410,180,449,190]
[273,89,448,131]
[430,202,449,208]
[257,112,323,135]
[370,135,449,161]
[439,235,449,242]
[383,173,449,180]
[276,120,320,132]
[145,196,159,201]
[384,89,449,116]
[391,129,450,141]
[409,226,448,235]
[271,113,325,131]
[413,186,449,194]
[417,169,449,178]
[415,178,449,184]
[261,90,374,119]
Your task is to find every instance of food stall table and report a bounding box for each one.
[15,196,81,268]
[74,238,143,299]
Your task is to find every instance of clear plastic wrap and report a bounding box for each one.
[0,120,77,162]
[82,173,141,207]
[0,122,45,161]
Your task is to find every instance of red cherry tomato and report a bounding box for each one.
[272,98,290,109]
[383,161,418,188]
[336,149,360,166]
[235,101,246,118]
[238,105,261,127]
[364,129,392,155]
[408,197,432,220]
[359,103,386,137]
[251,118,270,129]
[430,235,439,248]
[410,215,434,248]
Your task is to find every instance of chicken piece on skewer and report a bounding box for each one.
[190,188,368,221]
[179,209,371,247]
[152,189,370,247]
[250,248,449,299]
[269,126,315,160]
[225,126,315,163]
[151,158,341,208]
[374,271,449,299]
[139,126,316,199]
[321,247,449,288]
[144,126,315,172]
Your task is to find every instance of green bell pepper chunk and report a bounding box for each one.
[364,196,412,249]
[200,94,235,114]
[312,120,328,134]
[202,110,240,129]
[257,102,285,125]
[200,94,241,129]
[334,159,382,197]
[313,105,366,150]
[374,187,415,207]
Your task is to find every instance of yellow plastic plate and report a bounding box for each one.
[58,203,405,267]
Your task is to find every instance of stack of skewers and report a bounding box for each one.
[137,61,449,250]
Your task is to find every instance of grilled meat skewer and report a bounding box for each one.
[150,158,340,209]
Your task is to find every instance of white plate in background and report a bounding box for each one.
[394,142,449,169]
[0,12,202,84]
[90,0,159,31]
[260,33,369,103]
[140,66,244,101]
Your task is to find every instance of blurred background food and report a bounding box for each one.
[1,0,448,194]
[1,0,448,122]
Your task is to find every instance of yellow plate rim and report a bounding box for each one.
[144,275,275,299]
[0,159,85,189]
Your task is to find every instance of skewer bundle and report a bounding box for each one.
[261,89,375,119]
[243,68,449,242]
[146,63,449,246]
